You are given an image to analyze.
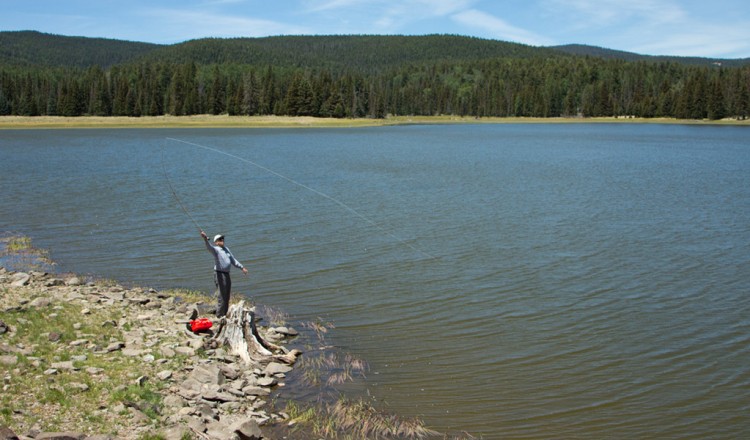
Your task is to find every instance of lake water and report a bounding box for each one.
[2,124,749,438]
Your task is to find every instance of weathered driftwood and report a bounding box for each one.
[210,300,301,365]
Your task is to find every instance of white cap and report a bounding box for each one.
[213,234,224,242]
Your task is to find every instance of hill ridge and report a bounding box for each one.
[3,30,748,69]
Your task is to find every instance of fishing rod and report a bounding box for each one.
[166,137,435,260]
[161,146,204,233]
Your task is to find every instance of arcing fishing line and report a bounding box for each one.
[161,145,203,232]
[166,137,435,259]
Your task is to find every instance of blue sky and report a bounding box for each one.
[3,0,750,58]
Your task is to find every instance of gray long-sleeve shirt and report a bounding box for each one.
[204,239,245,273]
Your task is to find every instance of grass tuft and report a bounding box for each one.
[260,305,289,326]
[297,350,369,388]
[7,236,32,252]
[301,317,336,344]
[286,397,440,439]
[0,233,54,271]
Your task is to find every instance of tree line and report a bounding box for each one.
[1,56,749,120]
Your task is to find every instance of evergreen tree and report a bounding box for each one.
[85,66,111,116]
[707,76,726,120]
[57,80,73,116]
[259,66,275,115]
[241,70,260,115]
[227,77,242,116]
[112,73,131,116]
[208,66,226,115]
[0,89,10,115]
[736,79,749,119]
[285,72,315,116]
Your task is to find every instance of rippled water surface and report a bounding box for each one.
[2,124,750,438]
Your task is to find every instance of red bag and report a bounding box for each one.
[190,318,213,332]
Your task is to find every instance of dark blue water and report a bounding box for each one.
[2,124,749,438]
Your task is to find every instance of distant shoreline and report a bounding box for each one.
[1,114,749,129]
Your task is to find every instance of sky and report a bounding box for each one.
[2,0,750,59]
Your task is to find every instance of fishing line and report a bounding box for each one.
[161,145,204,232]
[166,137,435,259]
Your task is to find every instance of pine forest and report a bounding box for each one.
[1,32,749,120]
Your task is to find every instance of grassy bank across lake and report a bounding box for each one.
[1,114,748,129]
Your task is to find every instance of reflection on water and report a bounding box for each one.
[1,124,749,438]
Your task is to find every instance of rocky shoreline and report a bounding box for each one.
[0,267,301,440]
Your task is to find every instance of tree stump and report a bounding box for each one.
[210,300,300,365]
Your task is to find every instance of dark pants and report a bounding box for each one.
[214,270,231,317]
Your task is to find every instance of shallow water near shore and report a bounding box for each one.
[2,124,750,438]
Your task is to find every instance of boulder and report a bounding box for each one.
[174,346,196,356]
[190,364,223,386]
[10,272,30,287]
[241,385,271,396]
[256,377,277,387]
[180,377,203,393]
[231,419,264,440]
[271,326,299,336]
[217,363,241,380]
[0,356,17,366]
[64,277,82,286]
[105,342,125,352]
[68,382,89,392]
[128,297,150,305]
[29,297,51,308]
[103,291,125,302]
[162,426,190,440]
[121,348,144,357]
[50,361,76,371]
[202,389,238,403]
[34,433,86,440]
[162,395,185,409]
[264,362,293,376]
[0,426,19,440]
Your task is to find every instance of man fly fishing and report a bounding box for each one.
[200,230,249,317]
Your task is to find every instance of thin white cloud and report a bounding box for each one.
[304,0,368,13]
[200,0,248,5]
[5,11,96,34]
[371,0,475,32]
[630,22,750,58]
[551,0,686,27]
[539,0,750,57]
[140,8,311,41]
[303,0,475,32]
[412,0,475,16]
[306,0,472,15]
[452,9,553,46]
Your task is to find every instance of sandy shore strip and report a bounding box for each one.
[1,114,748,129]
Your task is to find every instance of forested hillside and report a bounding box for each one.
[551,44,750,67]
[137,35,560,71]
[1,32,749,120]
[0,31,160,68]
